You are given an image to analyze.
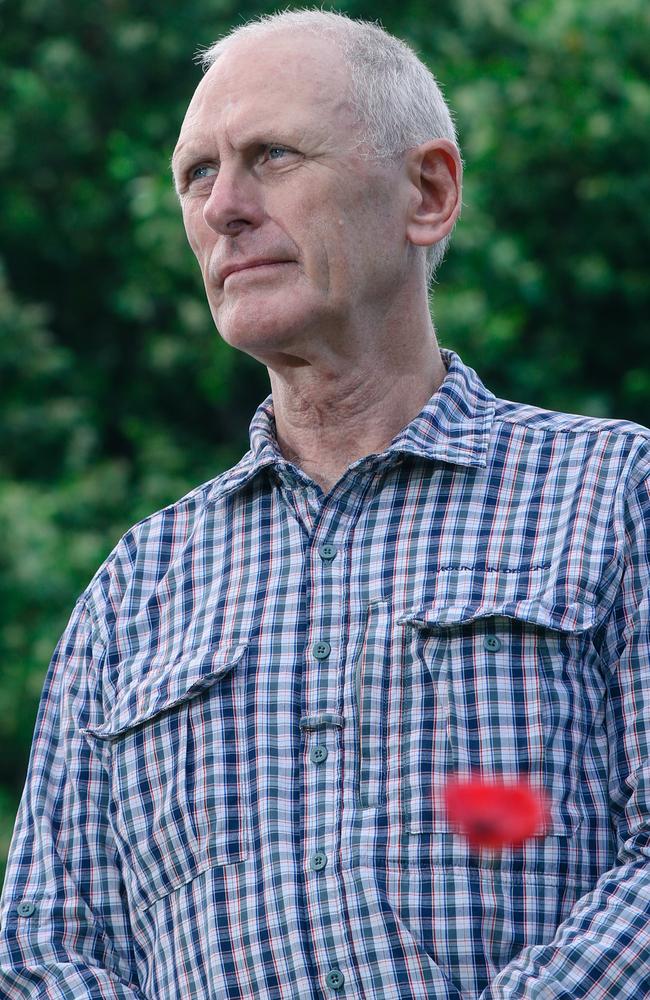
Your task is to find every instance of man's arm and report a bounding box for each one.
[480,466,650,999]
[0,596,148,999]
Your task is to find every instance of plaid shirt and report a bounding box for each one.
[2,349,650,1000]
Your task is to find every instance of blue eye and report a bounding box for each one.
[266,145,289,160]
[189,164,217,181]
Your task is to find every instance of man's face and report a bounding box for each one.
[171,31,415,366]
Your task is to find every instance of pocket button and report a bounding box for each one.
[484,635,502,652]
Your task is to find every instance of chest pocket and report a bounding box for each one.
[80,641,251,912]
[356,597,596,841]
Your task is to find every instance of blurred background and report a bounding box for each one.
[1,0,649,884]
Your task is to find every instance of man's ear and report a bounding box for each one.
[404,139,463,249]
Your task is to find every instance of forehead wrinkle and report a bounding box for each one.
[171,112,236,176]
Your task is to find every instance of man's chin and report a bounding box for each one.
[213,314,305,359]
[210,298,314,353]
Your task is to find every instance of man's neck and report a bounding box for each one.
[267,341,447,494]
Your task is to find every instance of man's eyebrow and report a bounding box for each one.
[170,141,217,175]
[170,142,196,173]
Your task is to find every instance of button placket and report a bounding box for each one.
[303,528,352,995]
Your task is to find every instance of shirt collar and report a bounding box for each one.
[212,349,496,500]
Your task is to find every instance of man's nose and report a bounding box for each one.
[202,163,264,237]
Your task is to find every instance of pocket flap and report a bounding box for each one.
[80,641,249,741]
[398,596,596,634]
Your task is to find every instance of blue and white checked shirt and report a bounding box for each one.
[2,349,650,1000]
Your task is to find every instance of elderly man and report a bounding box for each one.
[1,9,649,1000]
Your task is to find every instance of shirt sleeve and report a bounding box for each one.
[480,469,650,1000]
[0,595,148,999]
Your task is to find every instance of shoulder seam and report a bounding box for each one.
[495,410,650,440]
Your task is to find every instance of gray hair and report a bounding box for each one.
[196,8,462,287]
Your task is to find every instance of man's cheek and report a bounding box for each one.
[182,212,208,258]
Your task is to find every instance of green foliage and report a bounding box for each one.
[430,0,650,416]
[1,0,649,886]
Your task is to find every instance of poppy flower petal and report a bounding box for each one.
[444,777,550,849]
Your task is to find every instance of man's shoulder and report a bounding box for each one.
[124,467,234,537]
[78,457,253,629]
[120,442,263,536]
[493,395,650,442]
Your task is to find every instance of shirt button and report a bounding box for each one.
[326,969,345,990]
[311,851,328,871]
[310,745,328,764]
[313,640,331,660]
[319,543,338,562]
[16,901,36,917]
[484,635,502,652]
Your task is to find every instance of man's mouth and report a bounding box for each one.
[222,260,295,284]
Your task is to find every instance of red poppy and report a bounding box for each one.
[444,776,549,849]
